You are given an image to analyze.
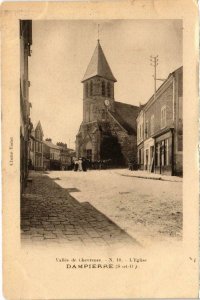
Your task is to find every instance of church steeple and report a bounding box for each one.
[82,40,116,124]
[82,40,117,83]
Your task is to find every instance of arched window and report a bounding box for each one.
[107,82,111,97]
[102,81,105,96]
[90,81,93,96]
[86,82,89,97]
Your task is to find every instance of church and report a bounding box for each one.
[76,40,139,166]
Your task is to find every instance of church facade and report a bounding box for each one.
[76,40,139,166]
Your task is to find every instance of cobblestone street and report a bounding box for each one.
[48,169,182,247]
[21,172,138,247]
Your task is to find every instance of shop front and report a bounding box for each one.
[154,128,174,175]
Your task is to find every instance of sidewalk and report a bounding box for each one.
[114,169,182,182]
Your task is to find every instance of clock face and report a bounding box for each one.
[104,99,110,107]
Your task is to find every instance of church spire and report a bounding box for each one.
[82,40,117,83]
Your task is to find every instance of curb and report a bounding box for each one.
[119,173,182,182]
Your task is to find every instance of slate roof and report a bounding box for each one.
[109,101,139,135]
[43,140,60,150]
[82,40,117,82]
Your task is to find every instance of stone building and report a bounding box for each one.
[29,121,44,170]
[56,143,74,170]
[43,139,61,170]
[20,20,33,191]
[76,40,139,166]
[136,66,183,176]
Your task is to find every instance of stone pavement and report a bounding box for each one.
[21,172,138,247]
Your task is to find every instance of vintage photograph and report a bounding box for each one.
[3,1,199,298]
[20,19,183,248]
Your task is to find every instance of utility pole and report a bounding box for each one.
[150,55,166,101]
[150,55,158,175]
[149,55,166,174]
[150,55,159,101]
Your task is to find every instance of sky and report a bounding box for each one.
[29,19,182,148]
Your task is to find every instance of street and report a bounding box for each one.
[21,169,182,248]
[48,169,182,247]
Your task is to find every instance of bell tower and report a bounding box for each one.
[81,40,117,123]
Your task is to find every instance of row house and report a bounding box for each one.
[30,136,75,171]
[136,66,183,176]
[20,20,32,192]
[29,121,44,170]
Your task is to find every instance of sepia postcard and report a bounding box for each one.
[1,0,199,298]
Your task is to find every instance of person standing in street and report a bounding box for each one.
[74,158,79,171]
[78,158,83,171]
[82,157,87,172]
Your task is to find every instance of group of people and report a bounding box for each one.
[72,158,114,171]
[73,157,89,172]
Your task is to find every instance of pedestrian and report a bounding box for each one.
[82,157,87,172]
[74,158,79,171]
[78,158,83,171]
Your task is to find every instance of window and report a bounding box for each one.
[138,149,141,164]
[161,106,166,128]
[137,125,140,140]
[90,81,93,96]
[86,82,89,97]
[141,124,143,139]
[89,104,93,122]
[102,81,105,96]
[156,139,169,167]
[138,148,144,164]
[107,82,111,97]
[150,115,155,135]
[155,143,160,167]
[145,149,149,170]
[141,148,144,164]
[145,121,149,138]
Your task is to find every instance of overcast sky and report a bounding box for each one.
[29,19,182,148]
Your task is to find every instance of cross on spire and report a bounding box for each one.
[97,24,100,42]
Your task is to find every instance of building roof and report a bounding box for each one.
[35,121,44,136]
[82,40,117,83]
[57,145,75,152]
[108,101,139,135]
[43,140,60,150]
